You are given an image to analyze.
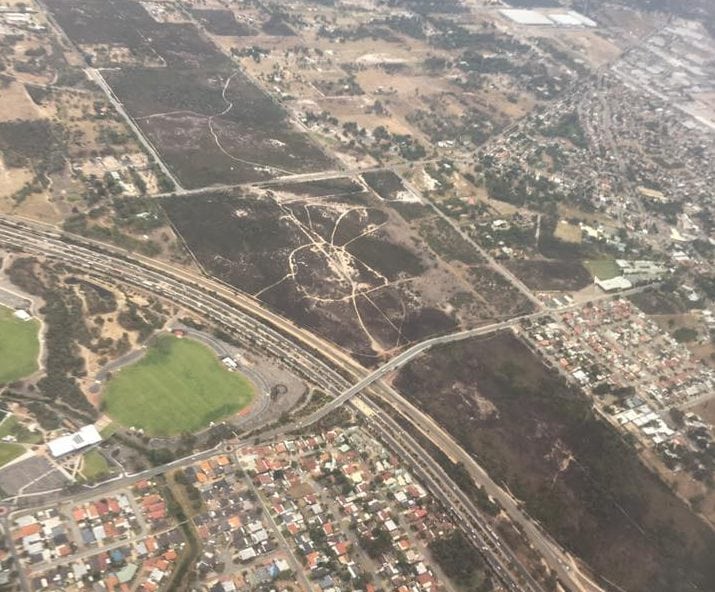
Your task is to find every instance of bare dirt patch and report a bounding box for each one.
[0,82,43,122]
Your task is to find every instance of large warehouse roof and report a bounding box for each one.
[47,425,102,457]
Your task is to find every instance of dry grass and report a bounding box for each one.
[0,82,43,122]
[553,220,582,243]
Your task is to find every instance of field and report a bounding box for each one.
[0,442,24,468]
[164,184,528,364]
[394,331,715,592]
[506,259,592,291]
[0,306,40,385]
[552,220,582,243]
[103,335,254,436]
[80,449,109,480]
[584,258,620,280]
[106,67,333,188]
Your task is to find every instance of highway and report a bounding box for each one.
[359,396,544,592]
[0,216,548,590]
[367,382,601,592]
[0,214,638,592]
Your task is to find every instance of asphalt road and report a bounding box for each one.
[360,397,544,592]
[0,218,544,590]
[85,68,185,192]
[0,215,653,591]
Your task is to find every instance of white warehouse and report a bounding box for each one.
[47,425,102,457]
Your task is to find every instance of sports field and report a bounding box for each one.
[584,258,620,280]
[0,306,40,384]
[103,335,254,436]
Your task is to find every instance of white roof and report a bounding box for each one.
[500,9,553,25]
[48,425,102,457]
[549,11,597,27]
[595,276,632,292]
[238,547,257,561]
[549,14,583,26]
[567,11,597,26]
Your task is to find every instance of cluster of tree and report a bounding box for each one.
[358,527,392,559]
[6,258,97,418]
[117,301,163,342]
[429,531,491,591]
[540,111,588,149]
[231,45,270,62]
[409,105,496,148]
[63,213,162,257]
[372,126,426,161]
[641,198,683,225]
[484,165,570,209]
[0,119,67,186]
[174,468,203,513]
[316,23,398,43]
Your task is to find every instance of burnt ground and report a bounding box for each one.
[362,170,409,201]
[190,9,257,36]
[393,331,715,592]
[505,259,592,292]
[163,185,522,364]
[105,67,333,188]
[46,0,333,188]
[45,0,225,68]
[267,177,365,198]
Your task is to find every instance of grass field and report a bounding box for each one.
[0,442,24,467]
[81,449,109,480]
[103,335,254,436]
[99,422,119,439]
[584,258,620,280]
[0,306,40,384]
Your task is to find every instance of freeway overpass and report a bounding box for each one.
[0,214,640,592]
[0,217,552,591]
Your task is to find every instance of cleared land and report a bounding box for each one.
[103,335,254,436]
[0,306,40,385]
[394,331,715,592]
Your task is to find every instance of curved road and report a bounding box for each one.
[0,215,647,592]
